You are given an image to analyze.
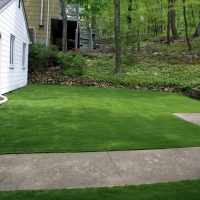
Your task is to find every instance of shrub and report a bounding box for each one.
[56,51,86,76]
[29,43,59,69]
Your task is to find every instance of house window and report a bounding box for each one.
[10,35,15,68]
[22,43,26,68]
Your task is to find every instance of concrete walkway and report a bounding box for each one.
[174,113,200,126]
[0,147,200,191]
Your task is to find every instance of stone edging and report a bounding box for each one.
[28,68,191,96]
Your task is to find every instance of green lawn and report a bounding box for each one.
[0,179,200,200]
[0,84,200,154]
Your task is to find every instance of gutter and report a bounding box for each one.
[0,94,8,105]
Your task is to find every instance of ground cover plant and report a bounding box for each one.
[0,84,200,154]
[82,37,200,91]
[0,179,200,200]
[28,36,200,92]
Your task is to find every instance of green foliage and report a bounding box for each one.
[29,43,59,69]
[56,52,86,76]
[28,43,87,76]
[122,54,139,67]
[85,54,115,73]
[83,50,200,90]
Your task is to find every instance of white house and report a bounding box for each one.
[0,0,30,96]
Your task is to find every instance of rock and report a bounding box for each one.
[191,88,200,100]
[152,52,163,56]
[152,52,159,56]
[135,86,140,89]
[165,88,169,92]
[28,67,188,95]
[165,73,170,77]
[150,67,158,70]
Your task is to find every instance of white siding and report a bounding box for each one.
[0,0,29,94]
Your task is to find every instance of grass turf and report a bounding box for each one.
[0,179,200,200]
[0,84,200,154]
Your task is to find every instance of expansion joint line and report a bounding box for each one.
[107,152,126,186]
[15,157,25,191]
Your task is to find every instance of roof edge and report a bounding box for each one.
[0,0,14,13]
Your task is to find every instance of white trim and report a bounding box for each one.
[22,42,26,67]
[9,34,15,69]
[0,94,8,104]
[0,32,2,94]
[0,0,15,14]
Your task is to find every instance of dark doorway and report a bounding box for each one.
[51,19,78,50]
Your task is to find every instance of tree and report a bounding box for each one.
[127,0,132,30]
[193,23,200,37]
[114,0,122,73]
[134,0,140,50]
[62,0,67,53]
[170,0,177,36]
[183,0,192,51]
[167,0,171,45]
[69,0,199,52]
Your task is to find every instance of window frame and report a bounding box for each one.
[22,43,26,69]
[9,34,15,69]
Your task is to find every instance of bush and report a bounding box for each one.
[56,51,86,76]
[29,43,59,69]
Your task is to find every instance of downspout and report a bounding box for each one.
[46,0,50,46]
[0,94,8,105]
[39,0,44,27]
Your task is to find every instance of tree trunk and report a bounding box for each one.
[114,0,122,73]
[167,0,171,45]
[193,23,200,37]
[170,0,177,36]
[135,1,140,50]
[126,0,132,44]
[183,0,192,51]
[137,28,140,50]
[127,0,132,27]
[62,0,67,53]
[154,18,158,35]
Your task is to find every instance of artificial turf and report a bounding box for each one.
[0,84,200,154]
[0,179,200,200]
